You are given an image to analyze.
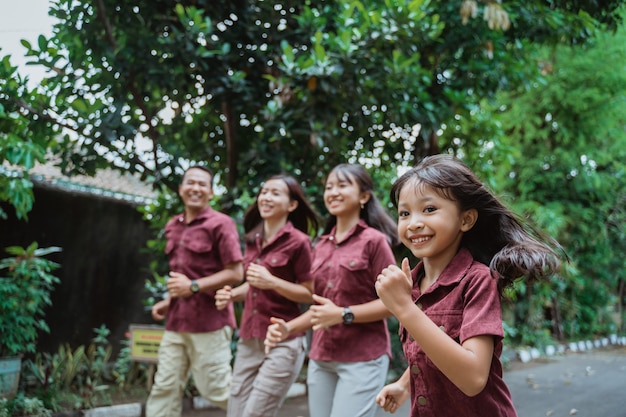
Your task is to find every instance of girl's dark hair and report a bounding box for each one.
[243,174,319,236]
[390,154,564,291]
[323,164,400,247]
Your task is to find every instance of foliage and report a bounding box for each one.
[1,0,625,352]
[19,325,147,412]
[1,0,623,217]
[0,394,51,417]
[492,18,626,343]
[0,243,61,357]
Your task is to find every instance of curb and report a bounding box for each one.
[513,334,626,364]
[53,382,307,417]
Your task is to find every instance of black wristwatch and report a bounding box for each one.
[190,280,200,294]
[342,307,355,325]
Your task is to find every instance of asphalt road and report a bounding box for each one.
[185,346,626,417]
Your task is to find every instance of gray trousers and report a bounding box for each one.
[227,336,307,417]
[307,354,390,417]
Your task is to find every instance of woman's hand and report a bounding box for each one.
[309,294,342,331]
[246,263,277,289]
[264,317,290,354]
[215,285,232,310]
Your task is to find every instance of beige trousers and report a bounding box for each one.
[146,327,233,417]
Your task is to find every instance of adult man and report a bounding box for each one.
[146,166,244,417]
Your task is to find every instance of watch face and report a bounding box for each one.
[190,281,199,293]
[343,308,354,324]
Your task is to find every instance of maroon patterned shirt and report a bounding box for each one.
[401,248,517,417]
[308,220,395,362]
[164,206,243,333]
[239,221,313,340]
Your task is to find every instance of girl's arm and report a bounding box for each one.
[246,263,314,304]
[376,258,494,397]
[308,295,391,330]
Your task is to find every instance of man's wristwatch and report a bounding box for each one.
[190,280,200,294]
[342,307,355,325]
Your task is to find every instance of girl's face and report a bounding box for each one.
[257,179,297,221]
[323,170,368,218]
[396,181,476,266]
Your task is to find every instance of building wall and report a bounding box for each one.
[0,185,154,356]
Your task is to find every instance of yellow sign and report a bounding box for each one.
[129,324,164,363]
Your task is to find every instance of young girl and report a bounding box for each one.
[215,174,319,417]
[375,154,562,416]
[265,164,400,417]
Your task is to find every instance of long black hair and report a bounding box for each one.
[323,164,400,247]
[390,154,564,291]
[244,174,319,236]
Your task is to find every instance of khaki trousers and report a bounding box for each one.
[146,327,233,417]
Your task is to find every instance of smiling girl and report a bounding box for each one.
[265,164,400,417]
[215,174,318,417]
[375,154,563,417]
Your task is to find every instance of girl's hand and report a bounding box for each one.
[309,294,342,331]
[375,257,414,317]
[246,263,277,289]
[264,317,290,354]
[376,380,410,413]
[215,285,232,310]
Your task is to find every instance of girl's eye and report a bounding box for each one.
[424,206,436,213]
[398,210,410,218]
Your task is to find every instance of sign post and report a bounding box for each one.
[129,324,164,390]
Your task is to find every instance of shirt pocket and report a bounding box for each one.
[338,256,369,273]
[427,310,463,344]
[265,253,289,268]
[186,238,213,254]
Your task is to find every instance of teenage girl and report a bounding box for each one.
[265,163,400,417]
[215,174,318,417]
[375,154,563,416]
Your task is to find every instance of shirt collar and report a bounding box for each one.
[414,247,475,290]
[320,218,368,244]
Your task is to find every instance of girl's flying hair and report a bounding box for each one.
[390,154,563,291]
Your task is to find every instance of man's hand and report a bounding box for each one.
[166,271,193,298]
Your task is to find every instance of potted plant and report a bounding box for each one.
[0,242,61,399]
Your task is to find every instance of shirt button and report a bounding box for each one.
[327,282,334,289]
[329,236,334,241]
[439,325,446,332]
[409,334,415,342]
[417,396,427,406]
[416,302,423,309]
[252,292,257,298]
[256,258,261,263]
[252,309,258,314]
[411,365,420,375]
[349,260,355,267]
[179,240,185,246]
[271,258,277,264]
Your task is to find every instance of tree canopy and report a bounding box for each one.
[1,0,625,344]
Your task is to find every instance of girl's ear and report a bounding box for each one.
[288,200,299,213]
[359,191,371,207]
[460,208,478,232]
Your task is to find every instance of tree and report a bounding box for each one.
[1,0,623,213]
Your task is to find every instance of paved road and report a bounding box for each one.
[185,346,626,417]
